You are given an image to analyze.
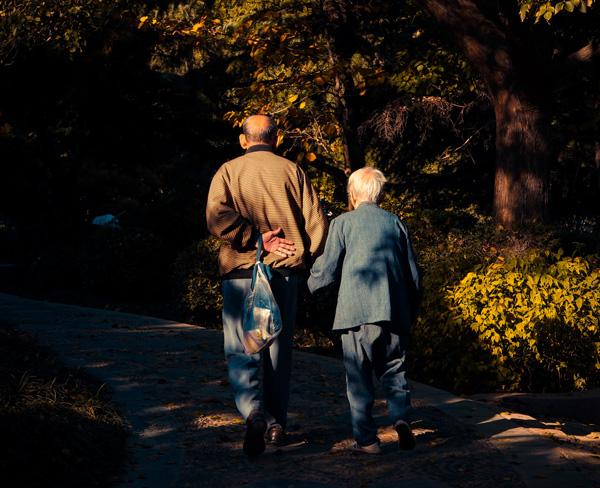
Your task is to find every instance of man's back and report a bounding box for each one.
[206,148,327,276]
[206,115,328,457]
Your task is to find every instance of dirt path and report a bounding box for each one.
[1,293,598,488]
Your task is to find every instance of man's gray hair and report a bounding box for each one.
[347,167,387,204]
[242,116,278,143]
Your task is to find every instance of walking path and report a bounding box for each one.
[1,293,599,488]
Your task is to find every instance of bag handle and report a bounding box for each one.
[255,231,263,263]
[251,231,272,288]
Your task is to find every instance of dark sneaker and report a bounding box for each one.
[243,413,267,457]
[349,440,381,454]
[395,420,416,450]
[266,423,285,446]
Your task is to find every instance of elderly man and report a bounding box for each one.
[206,115,328,456]
[308,167,421,454]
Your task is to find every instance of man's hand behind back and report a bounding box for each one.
[261,227,296,258]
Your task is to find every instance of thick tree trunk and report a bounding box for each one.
[493,89,549,227]
[418,0,551,227]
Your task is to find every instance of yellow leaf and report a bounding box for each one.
[191,22,204,32]
[306,152,316,162]
[299,101,306,109]
[288,94,299,103]
[276,132,284,147]
[138,16,148,29]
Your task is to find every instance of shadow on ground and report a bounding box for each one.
[2,294,599,488]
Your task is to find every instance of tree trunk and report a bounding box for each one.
[595,141,600,193]
[322,0,365,175]
[340,101,364,174]
[418,0,551,227]
[493,89,549,227]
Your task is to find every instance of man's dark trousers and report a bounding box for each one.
[222,272,301,429]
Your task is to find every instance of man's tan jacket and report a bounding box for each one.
[206,146,328,277]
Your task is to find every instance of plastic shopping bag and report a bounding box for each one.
[242,240,283,354]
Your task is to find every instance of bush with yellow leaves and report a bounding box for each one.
[442,250,599,392]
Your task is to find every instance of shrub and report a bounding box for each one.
[0,326,127,488]
[79,227,169,299]
[171,236,222,324]
[442,250,599,392]
[408,218,502,393]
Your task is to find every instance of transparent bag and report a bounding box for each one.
[242,235,283,355]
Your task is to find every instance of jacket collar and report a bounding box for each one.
[356,201,379,209]
[245,144,274,154]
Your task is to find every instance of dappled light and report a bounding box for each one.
[2,293,599,486]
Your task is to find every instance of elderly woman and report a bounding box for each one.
[307,167,421,454]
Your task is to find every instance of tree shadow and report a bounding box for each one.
[1,406,127,488]
[0,324,127,488]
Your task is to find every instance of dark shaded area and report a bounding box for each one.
[472,391,600,427]
[0,4,236,318]
[0,324,127,488]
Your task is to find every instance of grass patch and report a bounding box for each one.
[0,323,128,488]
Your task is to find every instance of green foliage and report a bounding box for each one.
[406,213,501,393]
[389,182,599,393]
[447,250,599,391]
[0,0,129,63]
[414,245,600,393]
[172,236,223,324]
[137,0,483,176]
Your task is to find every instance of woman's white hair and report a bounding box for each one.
[347,167,387,204]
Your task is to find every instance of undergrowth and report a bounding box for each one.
[0,324,128,488]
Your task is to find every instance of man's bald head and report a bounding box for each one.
[241,115,277,147]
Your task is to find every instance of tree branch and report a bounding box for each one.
[416,0,512,94]
[567,41,600,65]
[553,41,599,92]
[307,158,347,182]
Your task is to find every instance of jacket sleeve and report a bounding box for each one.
[298,167,329,261]
[307,218,344,293]
[205,165,255,250]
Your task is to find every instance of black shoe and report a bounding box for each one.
[395,420,416,450]
[243,413,267,457]
[266,423,285,446]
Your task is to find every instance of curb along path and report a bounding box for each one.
[1,293,598,488]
